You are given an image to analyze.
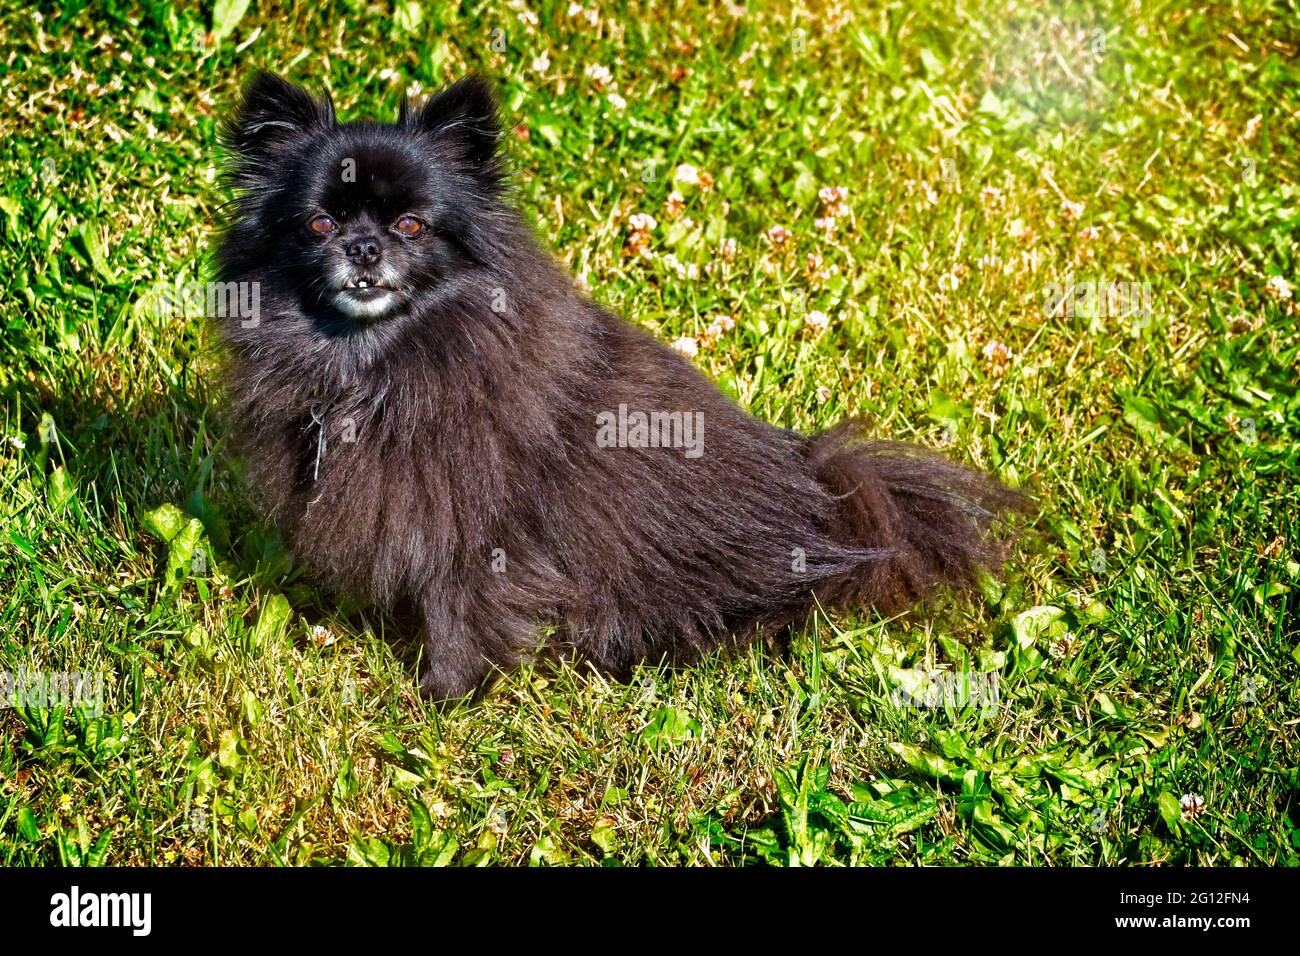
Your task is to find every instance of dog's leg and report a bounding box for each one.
[417,594,495,702]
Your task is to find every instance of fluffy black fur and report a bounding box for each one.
[215,73,1023,701]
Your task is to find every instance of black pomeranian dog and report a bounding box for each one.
[215,73,1022,701]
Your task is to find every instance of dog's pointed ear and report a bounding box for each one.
[402,76,502,173]
[225,72,334,160]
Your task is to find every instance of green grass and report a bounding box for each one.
[1,0,1298,866]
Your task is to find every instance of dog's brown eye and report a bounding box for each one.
[395,215,423,237]
[309,215,337,235]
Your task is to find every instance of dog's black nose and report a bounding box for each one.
[345,236,382,264]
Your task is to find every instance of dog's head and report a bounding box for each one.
[222,73,504,323]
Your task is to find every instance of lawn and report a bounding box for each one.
[0,0,1297,866]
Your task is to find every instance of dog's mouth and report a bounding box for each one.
[331,274,403,319]
[338,275,396,297]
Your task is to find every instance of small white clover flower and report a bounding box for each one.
[671,336,699,358]
[804,310,831,334]
[661,253,689,277]
[708,314,735,335]
[817,186,848,217]
[1179,792,1207,821]
[766,225,793,249]
[1264,275,1293,301]
[673,163,700,187]
[982,340,1012,377]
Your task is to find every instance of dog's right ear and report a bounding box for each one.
[224,72,334,161]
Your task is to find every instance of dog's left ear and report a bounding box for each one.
[402,77,502,177]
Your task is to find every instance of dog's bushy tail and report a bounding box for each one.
[808,420,1026,611]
